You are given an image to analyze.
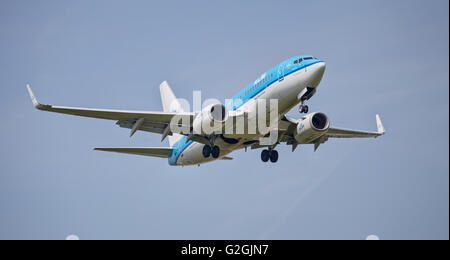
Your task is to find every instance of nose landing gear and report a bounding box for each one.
[299,100,309,113]
[298,87,316,114]
[299,105,309,113]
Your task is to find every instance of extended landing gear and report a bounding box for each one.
[203,135,221,159]
[261,149,279,163]
[299,105,309,113]
[299,87,316,114]
[203,145,220,159]
[299,98,309,113]
[211,146,220,158]
[202,145,211,158]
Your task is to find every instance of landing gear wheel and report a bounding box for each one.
[270,150,279,163]
[299,105,309,113]
[202,145,211,158]
[211,146,220,159]
[303,105,309,113]
[261,150,270,162]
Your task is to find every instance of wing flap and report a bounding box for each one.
[116,119,168,135]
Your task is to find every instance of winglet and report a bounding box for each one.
[26,85,50,110]
[376,114,385,135]
[26,84,40,108]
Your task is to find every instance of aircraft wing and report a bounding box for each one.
[325,115,385,138]
[94,147,173,158]
[325,127,383,138]
[308,115,385,151]
[27,85,195,138]
[254,114,385,152]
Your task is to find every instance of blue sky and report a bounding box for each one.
[0,0,448,239]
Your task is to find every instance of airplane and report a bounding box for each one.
[26,55,385,166]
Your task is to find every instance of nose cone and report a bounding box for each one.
[309,62,326,88]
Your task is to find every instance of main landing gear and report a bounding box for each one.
[203,135,221,159]
[261,149,279,163]
[203,145,220,159]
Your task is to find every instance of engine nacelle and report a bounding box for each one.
[193,104,229,135]
[294,112,330,144]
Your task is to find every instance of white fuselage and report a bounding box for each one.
[176,62,326,166]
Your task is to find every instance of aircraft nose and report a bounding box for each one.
[309,61,326,88]
[317,61,326,74]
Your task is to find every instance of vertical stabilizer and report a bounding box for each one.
[160,81,184,147]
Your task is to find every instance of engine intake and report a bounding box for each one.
[311,112,329,130]
[193,104,229,135]
[209,104,227,122]
[294,112,330,144]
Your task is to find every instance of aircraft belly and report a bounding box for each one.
[177,142,233,166]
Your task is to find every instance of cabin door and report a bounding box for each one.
[277,64,285,81]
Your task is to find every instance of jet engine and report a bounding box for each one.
[294,112,330,144]
[193,104,229,135]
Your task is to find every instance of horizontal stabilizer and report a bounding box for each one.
[94,147,173,158]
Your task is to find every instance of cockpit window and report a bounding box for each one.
[294,56,318,64]
[294,57,316,64]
